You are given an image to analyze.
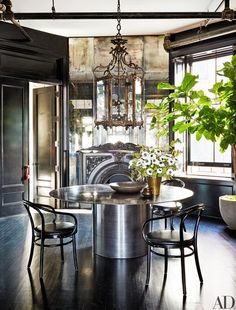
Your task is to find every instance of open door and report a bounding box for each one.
[32,85,59,206]
[0,78,29,215]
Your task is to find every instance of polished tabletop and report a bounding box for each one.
[50,184,194,258]
[49,184,193,206]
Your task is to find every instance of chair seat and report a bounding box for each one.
[35,222,75,237]
[153,201,182,212]
[146,229,193,247]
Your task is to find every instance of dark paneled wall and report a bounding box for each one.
[0,21,68,82]
[180,177,234,219]
[0,21,69,216]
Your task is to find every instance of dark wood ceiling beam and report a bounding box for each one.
[13,12,229,20]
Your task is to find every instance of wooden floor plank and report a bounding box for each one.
[0,212,235,309]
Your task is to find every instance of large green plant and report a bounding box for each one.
[146,55,236,179]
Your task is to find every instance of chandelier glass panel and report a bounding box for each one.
[93,0,145,130]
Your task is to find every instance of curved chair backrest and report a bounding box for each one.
[161,178,185,188]
[23,200,57,233]
[142,203,205,242]
[23,199,77,236]
[176,204,204,241]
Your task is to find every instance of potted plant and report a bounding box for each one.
[129,145,178,195]
[145,55,236,225]
[219,195,236,230]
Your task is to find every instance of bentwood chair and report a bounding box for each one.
[152,178,185,230]
[142,203,205,296]
[23,200,78,278]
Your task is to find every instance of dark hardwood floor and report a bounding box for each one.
[0,209,235,310]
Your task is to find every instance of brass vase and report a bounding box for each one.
[147,176,162,196]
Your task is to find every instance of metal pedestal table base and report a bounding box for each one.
[93,203,150,259]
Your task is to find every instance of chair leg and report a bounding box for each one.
[151,208,154,230]
[145,245,151,286]
[194,245,203,283]
[180,247,187,296]
[39,239,45,279]
[27,235,35,268]
[164,248,168,276]
[60,238,64,262]
[72,235,78,271]
[164,218,167,229]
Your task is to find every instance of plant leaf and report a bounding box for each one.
[179,73,198,92]
[158,82,176,90]
[145,102,159,109]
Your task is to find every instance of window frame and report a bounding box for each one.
[172,47,233,175]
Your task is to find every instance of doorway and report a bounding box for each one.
[29,83,60,206]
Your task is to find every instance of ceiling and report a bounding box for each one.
[7,0,236,37]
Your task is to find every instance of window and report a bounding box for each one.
[174,49,232,178]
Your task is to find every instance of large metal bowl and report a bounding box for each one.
[109,181,146,194]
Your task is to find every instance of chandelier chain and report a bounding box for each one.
[116,0,121,38]
[52,0,56,14]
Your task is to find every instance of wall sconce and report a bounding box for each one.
[93,0,145,130]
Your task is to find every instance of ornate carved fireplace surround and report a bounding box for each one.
[77,142,139,184]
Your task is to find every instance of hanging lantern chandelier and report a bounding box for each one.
[93,0,145,130]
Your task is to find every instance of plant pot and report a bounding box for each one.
[147,177,162,196]
[219,195,236,230]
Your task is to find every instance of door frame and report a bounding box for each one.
[29,83,61,205]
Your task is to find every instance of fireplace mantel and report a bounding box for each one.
[76,142,139,184]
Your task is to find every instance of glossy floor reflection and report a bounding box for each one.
[0,212,235,309]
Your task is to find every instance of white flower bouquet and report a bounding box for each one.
[129,145,178,181]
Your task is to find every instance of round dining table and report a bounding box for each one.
[50,184,193,259]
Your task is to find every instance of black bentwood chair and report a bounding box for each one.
[152,178,185,230]
[142,203,205,296]
[23,200,78,278]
